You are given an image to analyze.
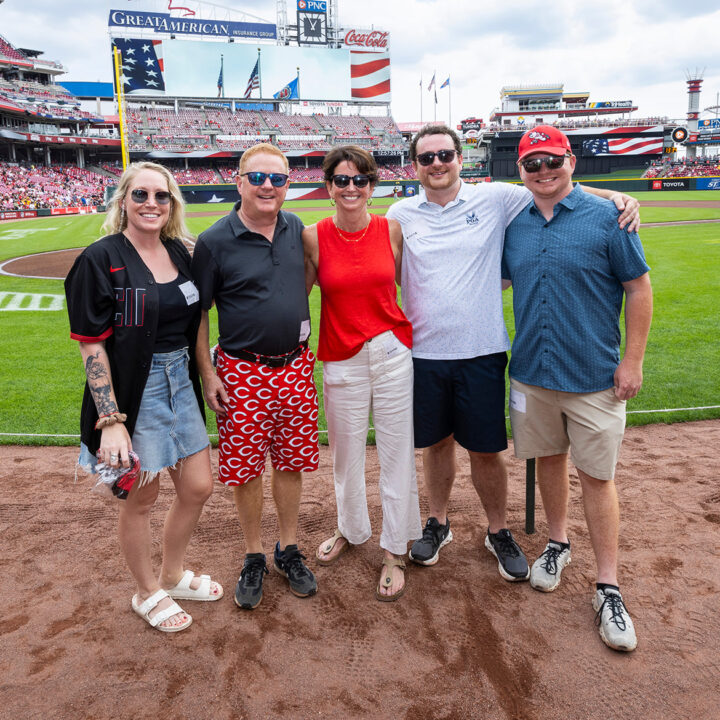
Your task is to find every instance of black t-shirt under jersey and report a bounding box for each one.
[191,201,310,356]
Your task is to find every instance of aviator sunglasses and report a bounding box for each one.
[130,189,172,205]
[519,155,568,173]
[415,149,458,166]
[332,174,371,188]
[241,171,289,187]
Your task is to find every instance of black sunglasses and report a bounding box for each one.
[130,189,172,205]
[241,171,289,187]
[332,174,371,188]
[415,149,458,166]
[519,156,568,173]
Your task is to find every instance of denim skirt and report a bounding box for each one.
[79,347,209,475]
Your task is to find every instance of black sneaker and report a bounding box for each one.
[484,528,530,581]
[409,516,453,566]
[273,543,317,598]
[234,553,269,610]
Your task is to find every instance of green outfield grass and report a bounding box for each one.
[629,190,720,202]
[1,197,718,446]
[640,206,720,223]
[574,167,649,181]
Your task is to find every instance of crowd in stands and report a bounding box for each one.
[0,161,111,211]
[643,157,720,178]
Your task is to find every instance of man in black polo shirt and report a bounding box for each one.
[192,143,319,610]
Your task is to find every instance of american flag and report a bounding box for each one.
[112,38,165,95]
[583,137,663,156]
[244,59,260,99]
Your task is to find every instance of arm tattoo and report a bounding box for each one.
[91,384,118,416]
[84,350,118,415]
[85,351,108,381]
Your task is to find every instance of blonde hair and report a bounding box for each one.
[102,161,192,241]
[238,143,289,174]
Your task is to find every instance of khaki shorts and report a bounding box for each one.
[509,378,626,481]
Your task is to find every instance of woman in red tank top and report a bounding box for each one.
[303,146,421,601]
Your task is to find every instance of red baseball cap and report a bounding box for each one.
[518,125,572,160]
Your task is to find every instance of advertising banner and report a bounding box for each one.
[588,101,633,109]
[650,178,690,190]
[108,9,276,40]
[0,210,37,220]
[698,119,720,130]
[695,177,720,190]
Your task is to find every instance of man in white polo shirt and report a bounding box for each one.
[387,124,639,583]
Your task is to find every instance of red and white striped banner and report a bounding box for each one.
[350,51,390,102]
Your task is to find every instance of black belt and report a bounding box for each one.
[235,343,307,368]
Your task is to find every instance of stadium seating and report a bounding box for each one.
[0,35,26,62]
[0,161,111,211]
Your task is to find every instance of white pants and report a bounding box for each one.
[323,330,422,555]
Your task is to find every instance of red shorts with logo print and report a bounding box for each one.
[215,346,320,486]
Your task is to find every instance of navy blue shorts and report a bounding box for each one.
[412,352,508,452]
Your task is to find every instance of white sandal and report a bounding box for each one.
[131,589,192,633]
[166,570,224,602]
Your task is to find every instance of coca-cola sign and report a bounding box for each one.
[344,28,389,49]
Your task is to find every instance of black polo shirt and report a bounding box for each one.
[192,201,310,356]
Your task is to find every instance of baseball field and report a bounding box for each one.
[1,191,719,719]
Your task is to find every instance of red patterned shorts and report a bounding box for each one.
[216,346,319,486]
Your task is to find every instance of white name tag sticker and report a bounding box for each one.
[299,319,311,342]
[178,280,199,306]
[509,387,526,413]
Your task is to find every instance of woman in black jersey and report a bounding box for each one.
[65,162,222,633]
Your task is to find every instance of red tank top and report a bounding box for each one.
[316,214,413,361]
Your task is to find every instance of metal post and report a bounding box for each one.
[525,458,536,534]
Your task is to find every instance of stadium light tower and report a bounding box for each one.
[685,69,704,160]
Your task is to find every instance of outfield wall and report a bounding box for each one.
[94,176,720,208]
[172,177,719,204]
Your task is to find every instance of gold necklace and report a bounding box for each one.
[333,215,371,242]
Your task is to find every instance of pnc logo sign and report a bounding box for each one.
[297,0,327,11]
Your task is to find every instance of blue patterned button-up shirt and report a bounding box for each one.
[502,184,650,393]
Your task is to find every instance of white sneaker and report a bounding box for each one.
[530,541,571,592]
[592,587,638,652]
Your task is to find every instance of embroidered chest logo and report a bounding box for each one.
[527,130,550,145]
[466,212,479,225]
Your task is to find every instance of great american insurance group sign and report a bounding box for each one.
[108,9,277,40]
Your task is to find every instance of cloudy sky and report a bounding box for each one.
[2,0,719,126]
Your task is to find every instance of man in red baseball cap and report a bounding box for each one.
[517,125,572,161]
[502,123,653,652]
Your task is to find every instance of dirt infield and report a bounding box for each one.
[1,420,719,719]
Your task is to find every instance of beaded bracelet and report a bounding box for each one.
[95,412,127,430]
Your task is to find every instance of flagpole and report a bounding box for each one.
[221,55,224,99]
[433,69,437,123]
[296,66,300,100]
[258,48,262,99]
[420,74,423,125]
[113,47,129,171]
[448,78,451,129]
